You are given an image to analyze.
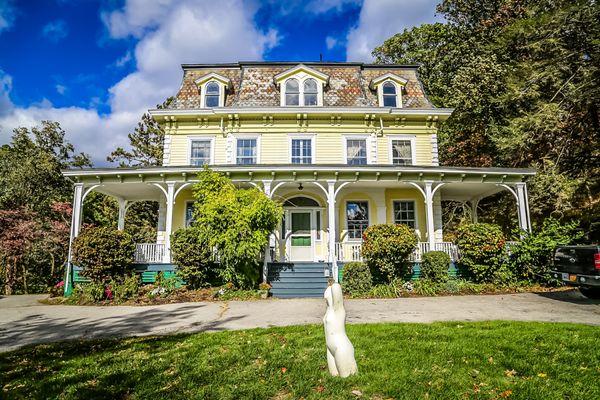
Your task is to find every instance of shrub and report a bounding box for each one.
[171,227,217,288]
[368,278,406,298]
[341,262,373,296]
[420,251,451,283]
[456,223,510,284]
[508,217,583,284]
[109,274,140,303]
[362,224,419,283]
[72,226,135,282]
[71,281,106,303]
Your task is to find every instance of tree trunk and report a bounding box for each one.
[22,261,28,294]
[5,258,14,296]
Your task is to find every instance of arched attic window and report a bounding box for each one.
[285,78,300,106]
[204,81,221,107]
[382,81,397,107]
[303,78,318,106]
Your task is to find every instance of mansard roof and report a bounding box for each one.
[168,61,435,110]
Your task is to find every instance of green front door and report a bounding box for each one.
[290,211,312,261]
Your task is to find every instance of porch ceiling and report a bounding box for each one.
[92,182,164,201]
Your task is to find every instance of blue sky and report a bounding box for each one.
[0,0,439,164]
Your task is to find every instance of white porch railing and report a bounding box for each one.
[335,241,460,263]
[134,243,166,263]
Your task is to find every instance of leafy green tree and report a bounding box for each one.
[189,168,282,288]
[373,0,600,232]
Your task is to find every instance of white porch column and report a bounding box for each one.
[515,183,531,232]
[117,198,128,231]
[65,183,84,295]
[327,180,338,282]
[262,180,273,283]
[164,182,175,263]
[424,181,435,250]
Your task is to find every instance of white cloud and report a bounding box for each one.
[0,0,16,34]
[0,0,279,165]
[55,84,67,95]
[305,0,361,14]
[326,36,338,50]
[114,51,132,68]
[346,0,440,61]
[42,19,69,42]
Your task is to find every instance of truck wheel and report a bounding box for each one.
[579,287,600,299]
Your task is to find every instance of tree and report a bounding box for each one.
[373,0,600,232]
[107,98,172,167]
[189,168,282,288]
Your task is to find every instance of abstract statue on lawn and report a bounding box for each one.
[323,283,358,377]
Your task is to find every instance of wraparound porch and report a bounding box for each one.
[63,164,534,285]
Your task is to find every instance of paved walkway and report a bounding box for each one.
[1,290,599,352]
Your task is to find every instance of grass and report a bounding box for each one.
[1,321,599,399]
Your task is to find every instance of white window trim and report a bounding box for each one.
[280,75,324,107]
[344,199,370,242]
[234,134,261,165]
[200,80,226,108]
[392,199,420,237]
[288,133,316,164]
[377,80,402,108]
[187,136,215,166]
[342,135,371,165]
[387,134,417,165]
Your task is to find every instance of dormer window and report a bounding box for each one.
[275,64,329,107]
[285,79,300,106]
[370,73,408,108]
[194,72,231,108]
[382,82,398,107]
[204,81,221,107]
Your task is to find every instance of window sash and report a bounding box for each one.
[346,139,367,165]
[236,139,257,164]
[304,93,317,106]
[190,140,211,166]
[393,201,416,228]
[391,139,413,165]
[346,201,369,239]
[205,94,220,107]
[383,94,397,107]
[291,138,312,164]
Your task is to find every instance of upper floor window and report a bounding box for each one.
[393,201,416,228]
[391,139,413,165]
[204,82,220,107]
[236,138,257,165]
[303,79,318,106]
[190,139,212,166]
[346,201,369,240]
[346,138,367,165]
[285,79,300,106]
[382,82,398,107]
[291,138,312,164]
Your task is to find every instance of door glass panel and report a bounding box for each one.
[291,212,311,233]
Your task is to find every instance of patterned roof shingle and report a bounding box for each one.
[168,62,435,110]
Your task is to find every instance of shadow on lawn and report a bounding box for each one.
[534,289,600,305]
[0,304,247,353]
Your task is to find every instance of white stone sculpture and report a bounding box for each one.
[323,283,358,377]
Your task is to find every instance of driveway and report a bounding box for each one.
[1,290,599,352]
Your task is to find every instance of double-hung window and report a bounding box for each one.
[236,138,257,165]
[393,201,416,228]
[204,81,220,107]
[382,82,398,107]
[190,139,211,166]
[346,139,367,165]
[391,139,413,165]
[291,138,312,164]
[346,201,369,240]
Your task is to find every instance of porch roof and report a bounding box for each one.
[62,164,534,202]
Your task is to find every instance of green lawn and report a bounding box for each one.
[1,322,599,399]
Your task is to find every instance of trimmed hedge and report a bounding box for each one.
[72,226,135,282]
[342,262,373,296]
[456,223,509,284]
[362,224,419,283]
[420,251,450,283]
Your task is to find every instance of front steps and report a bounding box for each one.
[267,262,331,298]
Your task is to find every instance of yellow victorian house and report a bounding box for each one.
[63,62,534,297]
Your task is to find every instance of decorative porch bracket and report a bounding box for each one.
[498,183,531,232]
[408,181,445,250]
